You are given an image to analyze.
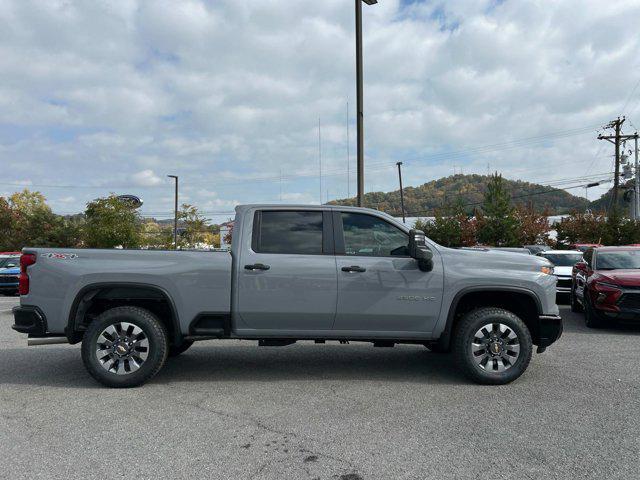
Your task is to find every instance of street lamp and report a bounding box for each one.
[396,162,405,222]
[167,175,178,249]
[355,0,377,207]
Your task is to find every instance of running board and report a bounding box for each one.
[258,339,296,347]
[28,337,68,346]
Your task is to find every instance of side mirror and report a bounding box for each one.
[409,229,433,272]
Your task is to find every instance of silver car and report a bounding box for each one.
[537,250,583,294]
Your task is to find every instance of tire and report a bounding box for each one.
[168,340,194,357]
[583,293,604,329]
[81,306,169,388]
[570,287,583,313]
[453,307,533,385]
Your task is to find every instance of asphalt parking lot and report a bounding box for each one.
[1,295,639,480]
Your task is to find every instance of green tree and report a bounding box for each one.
[3,190,65,250]
[476,173,519,246]
[177,203,210,248]
[0,197,14,250]
[83,195,142,248]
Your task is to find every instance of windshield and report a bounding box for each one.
[597,250,640,270]
[0,256,19,268]
[540,253,583,267]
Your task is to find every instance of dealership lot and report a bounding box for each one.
[1,295,638,480]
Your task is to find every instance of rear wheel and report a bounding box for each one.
[81,306,168,388]
[453,307,533,385]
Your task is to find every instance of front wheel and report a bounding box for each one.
[81,306,169,388]
[453,307,533,385]
[584,293,605,329]
[570,287,582,313]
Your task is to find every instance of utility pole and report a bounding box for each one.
[167,175,178,249]
[318,117,322,205]
[635,133,639,219]
[355,0,377,207]
[346,101,350,199]
[396,161,406,222]
[598,117,637,212]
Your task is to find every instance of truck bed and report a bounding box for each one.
[21,248,232,336]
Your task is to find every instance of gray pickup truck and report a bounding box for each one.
[12,204,562,387]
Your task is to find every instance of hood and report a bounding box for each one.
[593,269,640,287]
[553,266,573,277]
[439,246,551,272]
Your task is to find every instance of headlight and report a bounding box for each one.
[540,266,554,275]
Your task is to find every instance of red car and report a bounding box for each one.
[570,243,603,252]
[571,246,640,327]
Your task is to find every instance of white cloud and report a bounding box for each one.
[0,0,639,214]
[131,169,162,186]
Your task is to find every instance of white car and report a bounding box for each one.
[536,250,583,294]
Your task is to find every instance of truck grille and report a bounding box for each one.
[618,293,640,310]
[556,277,572,289]
[0,275,17,284]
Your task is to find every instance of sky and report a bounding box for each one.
[1,0,640,224]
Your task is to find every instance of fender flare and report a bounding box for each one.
[66,282,181,344]
[436,285,543,349]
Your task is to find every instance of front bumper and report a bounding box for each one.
[537,314,563,349]
[12,305,47,336]
[555,276,572,294]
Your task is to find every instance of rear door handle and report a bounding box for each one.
[342,265,366,273]
[244,263,270,271]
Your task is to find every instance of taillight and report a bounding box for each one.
[19,253,36,295]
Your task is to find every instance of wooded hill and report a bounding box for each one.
[328,174,590,216]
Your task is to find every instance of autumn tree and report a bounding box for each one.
[416,197,477,247]
[514,204,550,246]
[555,211,607,246]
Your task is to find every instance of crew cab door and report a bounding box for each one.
[332,211,444,334]
[236,209,337,332]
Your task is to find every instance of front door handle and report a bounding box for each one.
[342,265,366,273]
[244,263,270,271]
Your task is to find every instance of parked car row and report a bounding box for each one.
[0,253,20,295]
[523,245,640,328]
[570,246,640,328]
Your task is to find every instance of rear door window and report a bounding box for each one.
[255,211,324,255]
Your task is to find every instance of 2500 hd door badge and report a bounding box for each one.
[397,295,436,301]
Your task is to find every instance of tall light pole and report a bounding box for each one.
[396,161,405,222]
[167,175,178,249]
[356,0,377,207]
[634,133,639,219]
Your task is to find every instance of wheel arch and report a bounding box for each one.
[436,286,544,351]
[66,282,181,346]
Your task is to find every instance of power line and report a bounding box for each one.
[0,123,602,192]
